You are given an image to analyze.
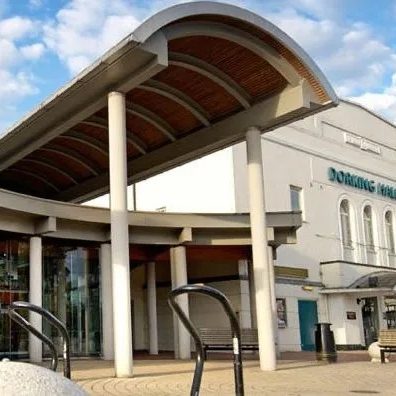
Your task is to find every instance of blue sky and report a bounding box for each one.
[2,0,396,133]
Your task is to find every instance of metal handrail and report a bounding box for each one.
[8,301,71,378]
[168,284,244,396]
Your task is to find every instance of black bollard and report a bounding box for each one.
[315,323,337,363]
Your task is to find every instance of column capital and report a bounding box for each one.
[108,91,125,98]
[246,126,261,136]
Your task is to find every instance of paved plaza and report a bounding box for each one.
[70,352,396,395]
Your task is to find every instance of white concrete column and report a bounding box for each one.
[108,91,133,377]
[246,126,276,371]
[170,248,179,358]
[29,236,42,363]
[146,261,158,355]
[238,259,252,328]
[171,245,191,360]
[100,243,114,360]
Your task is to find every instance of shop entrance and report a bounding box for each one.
[298,300,318,351]
[361,297,379,346]
[0,239,29,359]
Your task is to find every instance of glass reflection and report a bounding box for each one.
[0,239,29,359]
[43,244,101,356]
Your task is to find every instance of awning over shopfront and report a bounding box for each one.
[349,271,396,289]
[0,1,337,202]
[320,270,396,295]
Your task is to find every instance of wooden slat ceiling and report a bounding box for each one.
[0,14,332,201]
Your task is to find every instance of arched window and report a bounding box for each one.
[340,199,352,247]
[385,211,395,254]
[363,205,375,251]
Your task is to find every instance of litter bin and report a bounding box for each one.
[315,323,337,363]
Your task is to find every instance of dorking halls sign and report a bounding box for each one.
[328,167,396,200]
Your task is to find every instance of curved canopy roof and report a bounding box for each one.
[349,271,396,290]
[0,1,338,202]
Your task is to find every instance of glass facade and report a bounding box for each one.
[0,239,30,359]
[0,237,102,359]
[43,243,101,356]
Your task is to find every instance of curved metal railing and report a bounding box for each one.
[168,284,244,396]
[8,301,71,378]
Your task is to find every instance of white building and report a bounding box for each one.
[137,99,396,351]
[233,99,396,350]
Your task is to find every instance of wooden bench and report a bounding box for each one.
[199,328,258,359]
[378,329,396,363]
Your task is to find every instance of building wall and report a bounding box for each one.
[234,101,396,273]
[232,100,396,348]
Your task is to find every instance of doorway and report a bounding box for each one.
[42,244,102,356]
[298,300,318,351]
[361,297,379,346]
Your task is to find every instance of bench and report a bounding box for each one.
[378,329,396,363]
[199,328,258,359]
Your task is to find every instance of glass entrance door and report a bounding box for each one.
[0,239,29,359]
[43,244,101,356]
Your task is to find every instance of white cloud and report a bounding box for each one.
[0,69,37,100]
[0,38,19,68]
[264,8,396,97]
[0,16,36,40]
[20,42,45,60]
[291,0,345,20]
[29,0,43,8]
[350,73,396,124]
[0,12,45,132]
[43,0,140,75]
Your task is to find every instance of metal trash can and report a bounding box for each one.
[315,323,337,363]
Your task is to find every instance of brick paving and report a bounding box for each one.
[69,352,396,395]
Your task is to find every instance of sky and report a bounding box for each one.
[1,0,396,133]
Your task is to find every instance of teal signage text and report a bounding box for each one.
[328,167,396,200]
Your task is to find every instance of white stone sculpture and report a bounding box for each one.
[0,361,86,395]
[368,341,388,363]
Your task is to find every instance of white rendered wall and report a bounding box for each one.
[328,294,365,346]
[86,148,236,213]
[233,101,396,281]
[232,100,396,349]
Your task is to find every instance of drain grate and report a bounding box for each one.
[350,391,380,394]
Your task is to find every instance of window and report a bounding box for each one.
[385,211,395,254]
[363,205,375,251]
[340,199,352,247]
[290,185,302,212]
